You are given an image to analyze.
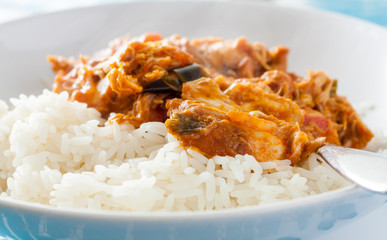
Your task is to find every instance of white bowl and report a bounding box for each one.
[0,1,386,239]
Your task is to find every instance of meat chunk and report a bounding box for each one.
[49,33,194,123]
[259,70,296,99]
[302,108,341,145]
[166,99,318,164]
[257,70,373,148]
[224,79,304,124]
[182,77,303,124]
[166,78,323,164]
[109,93,170,128]
[295,71,373,148]
[166,35,289,79]
[181,77,241,112]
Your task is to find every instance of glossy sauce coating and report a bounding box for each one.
[49,33,373,164]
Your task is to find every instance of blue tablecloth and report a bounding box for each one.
[303,0,387,26]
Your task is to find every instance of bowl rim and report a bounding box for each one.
[0,0,385,220]
[1,0,387,34]
[0,185,358,220]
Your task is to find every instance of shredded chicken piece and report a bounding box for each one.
[224,79,304,124]
[49,33,193,122]
[259,70,373,148]
[109,93,171,128]
[166,78,323,164]
[166,35,289,79]
[166,98,318,164]
[259,70,296,98]
[181,77,241,112]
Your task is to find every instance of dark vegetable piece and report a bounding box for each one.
[142,77,175,92]
[143,63,207,92]
[174,63,208,83]
[172,113,207,135]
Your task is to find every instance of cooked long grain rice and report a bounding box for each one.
[0,90,385,212]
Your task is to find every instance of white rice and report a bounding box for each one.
[0,90,385,211]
